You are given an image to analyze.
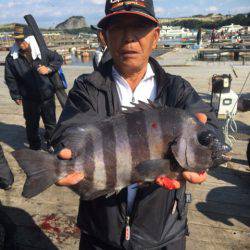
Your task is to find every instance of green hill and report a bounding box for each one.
[0,23,15,32]
[159,13,250,29]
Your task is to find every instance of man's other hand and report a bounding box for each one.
[37,65,52,75]
[155,171,207,190]
[182,171,207,184]
[15,99,22,105]
[56,148,85,186]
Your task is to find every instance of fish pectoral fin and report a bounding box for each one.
[81,189,115,200]
[134,159,175,182]
[171,138,189,169]
[12,149,59,198]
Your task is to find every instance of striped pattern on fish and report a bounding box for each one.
[12,102,221,200]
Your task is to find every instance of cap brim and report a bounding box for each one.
[98,11,158,29]
[90,25,101,31]
[12,34,25,39]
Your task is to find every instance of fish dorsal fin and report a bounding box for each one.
[122,100,159,114]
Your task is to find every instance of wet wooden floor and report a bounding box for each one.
[0,49,249,249]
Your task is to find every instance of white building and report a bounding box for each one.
[218,23,243,33]
[160,26,197,39]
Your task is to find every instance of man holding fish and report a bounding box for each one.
[13,0,230,249]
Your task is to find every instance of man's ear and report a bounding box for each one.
[99,30,107,48]
[101,30,108,48]
[152,27,160,50]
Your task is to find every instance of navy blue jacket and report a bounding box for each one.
[52,57,223,249]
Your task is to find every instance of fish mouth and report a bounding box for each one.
[211,143,232,166]
[198,130,232,166]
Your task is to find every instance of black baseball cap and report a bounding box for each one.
[12,24,32,39]
[97,0,158,29]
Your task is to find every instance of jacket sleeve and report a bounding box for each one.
[4,57,22,100]
[51,75,101,149]
[173,77,224,142]
[46,49,63,72]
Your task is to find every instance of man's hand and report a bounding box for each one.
[182,171,207,184]
[37,65,52,75]
[155,171,207,190]
[56,148,85,186]
[15,99,22,105]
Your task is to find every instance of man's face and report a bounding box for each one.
[104,14,160,74]
[15,39,29,51]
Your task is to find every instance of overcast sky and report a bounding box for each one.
[0,0,249,28]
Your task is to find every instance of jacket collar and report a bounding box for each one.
[83,56,169,97]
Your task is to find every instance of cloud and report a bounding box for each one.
[90,0,105,4]
[0,0,249,27]
[206,6,218,12]
[155,7,167,16]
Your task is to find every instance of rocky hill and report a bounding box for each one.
[55,16,87,30]
[159,13,230,24]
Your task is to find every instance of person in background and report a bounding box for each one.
[196,28,202,47]
[4,24,63,152]
[52,0,225,249]
[211,28,216,43]
[220,30,224,40]
[91,25,111,71]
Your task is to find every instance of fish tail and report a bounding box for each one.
[12,149,62,198]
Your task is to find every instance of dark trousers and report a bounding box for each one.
[22,97,56,150]
[79,233,186,250]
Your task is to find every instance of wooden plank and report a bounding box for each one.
[187,238,250,250]
[188,199,250,219]
[188,223,250,248]
[188,210,250,231]
[195,178,250,190]
[187,186,250,206]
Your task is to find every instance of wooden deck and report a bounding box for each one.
[0,49,249,249]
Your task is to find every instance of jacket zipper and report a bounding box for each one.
[124,188,141,242]
[125,216,131,241]
[132,92,135,103]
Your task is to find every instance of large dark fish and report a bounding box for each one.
[13,102,230,199]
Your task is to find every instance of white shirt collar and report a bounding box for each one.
[112,63,155,88]
[112,63,157,108]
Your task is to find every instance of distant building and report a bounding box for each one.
[218,23,243,33]
[160,26,197,38]
[43,32,61,37]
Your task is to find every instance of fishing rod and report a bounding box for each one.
[24,14,68,108]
